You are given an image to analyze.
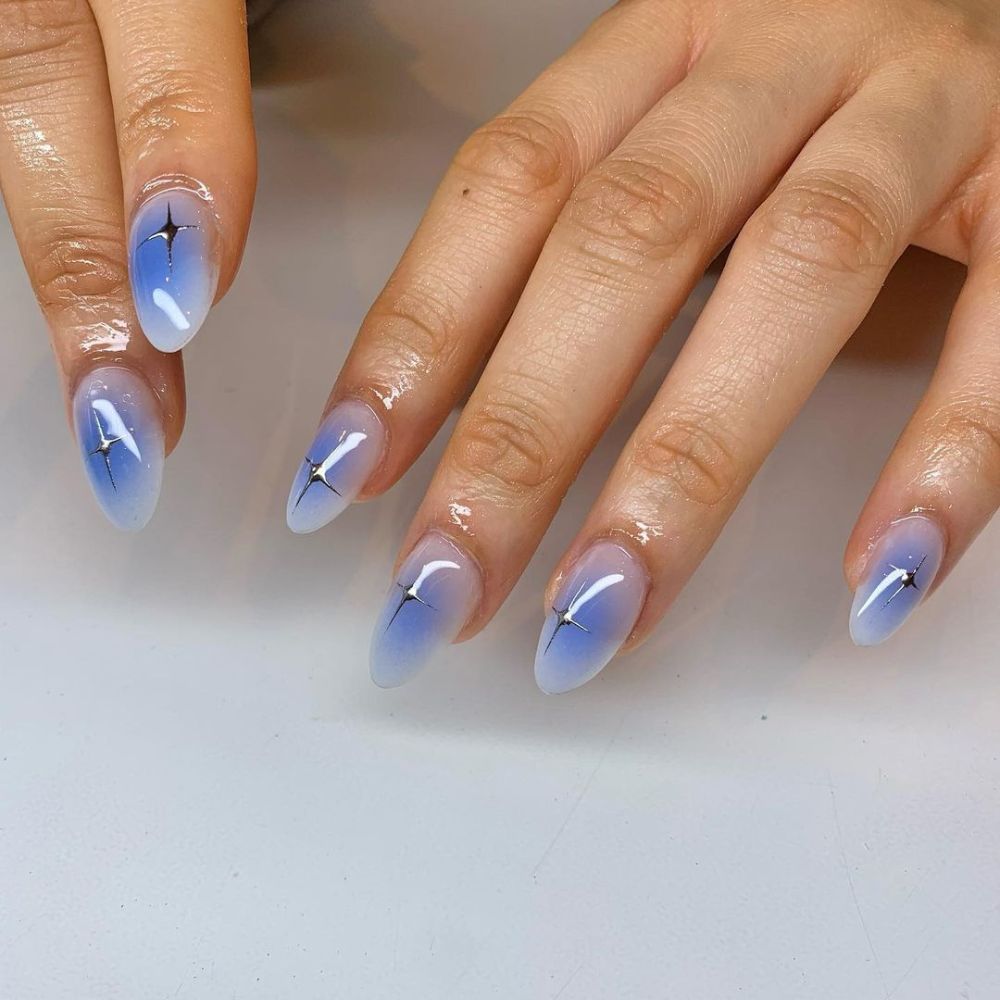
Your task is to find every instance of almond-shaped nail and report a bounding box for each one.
[370,533,482,689]
[73,366,164,531]
[286,400,386,534]
[535,540,649,695]
[850,514,945,646]
[128,187,219,352]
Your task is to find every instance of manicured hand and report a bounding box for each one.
[0,0,256,529]
[288,0,1000,690]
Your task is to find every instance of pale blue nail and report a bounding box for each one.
[370,533,482,689]
[128,188,218,352]
[850,514,945,646]
[535,540,648,695]
[73,366,164,531]
[286,400,386,534]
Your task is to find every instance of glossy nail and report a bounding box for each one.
[850,514,945,646]
[128,187,219,352]
[535,540,649,695]
[370,533,482,689]
[73,366,164,531]
[286,400,386,534]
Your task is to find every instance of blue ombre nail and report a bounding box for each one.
[73,366,164,531]
[286,400,386,534]
[535,540,648,695]
[370,533,482,689]
[128,187,218,352]
[850,514,945,646]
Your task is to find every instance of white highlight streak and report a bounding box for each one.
[569,573,624,615]
[856,568,907,617]
[91,400,141,461]
[152,287,191,331]
[319,432,367,476]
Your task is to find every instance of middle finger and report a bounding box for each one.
[369,25,854,687]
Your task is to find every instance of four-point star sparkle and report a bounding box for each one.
[386,580,437,631]
[140,201,198,273]
[544,584,591,654]
[89,410,124,491]
[884,554,927,608]
[293,455,343,511]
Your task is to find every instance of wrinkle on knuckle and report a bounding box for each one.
[117,67,213,153]
[927,399,1000,489]
[753,172,898,284]
[566,156,704,267]
[367,286,461,374]
[31,221,127,312]
[632,410,742,509]
[454,113,572,200]
[453,384,565,496]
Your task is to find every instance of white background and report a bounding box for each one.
[1,1,998,997]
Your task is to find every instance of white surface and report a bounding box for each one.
[1,2,999,998]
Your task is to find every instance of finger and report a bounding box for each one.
[844,231,1000,645]
[286,0,696,534]
[89,0,256,351]
[536,68,986,692]
[0,0,181,529]
[369,23,858,688]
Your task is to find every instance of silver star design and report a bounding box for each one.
[544,584,591,654]
[883,554,927,608]
[89,409,124,492]
[140,201,198,273]
[386,580,437,632]
[292,454,343,511]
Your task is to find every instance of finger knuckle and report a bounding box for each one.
[31,219,128,312]
[752,172,897,285]
[117,67,213,153]
[366,285,460,372]
[453,383,565,496]
[930,399,1000,490]
[566,156,704,266]
[632,411,742,508]
[455,113,571,199]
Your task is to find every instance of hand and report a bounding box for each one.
[0,0,256,529]
[288,0,1000,691]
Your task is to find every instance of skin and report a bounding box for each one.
[319,0,1000,655]
[0,0,256,452]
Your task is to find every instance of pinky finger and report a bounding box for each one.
[845,232,1000,645]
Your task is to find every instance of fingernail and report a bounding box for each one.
[370,532,482,689]
[73,366,164,531]
[850,514,945,647]
[286,400,386,534]
[128,187,219,352]
[535,540,649,695]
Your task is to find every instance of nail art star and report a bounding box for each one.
[89,409,124,492]
[293,457,342,510]
[386,579,437,631]
[883,554,927,608]
[544,584,591,654]
[140,201,198,273]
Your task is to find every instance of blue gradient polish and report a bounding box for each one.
[73,366,164,531]
[850,514,945,646]
[535,541,649,695]
[370,533,482,689]
[128,188,218,352]
[286,400,386,534]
